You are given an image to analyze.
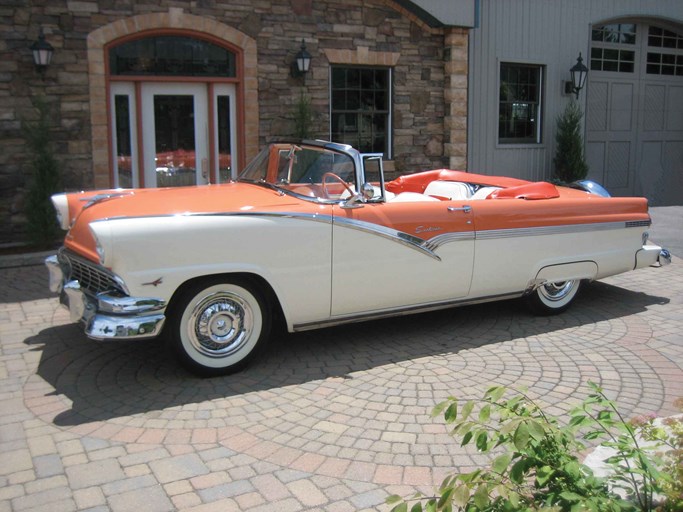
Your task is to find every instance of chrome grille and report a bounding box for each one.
[59,250,125,295]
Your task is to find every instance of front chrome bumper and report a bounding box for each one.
[46,254,166,340]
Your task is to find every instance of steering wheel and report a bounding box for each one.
[321,172,354,199]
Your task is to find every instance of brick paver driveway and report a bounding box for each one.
[1,258,681,511]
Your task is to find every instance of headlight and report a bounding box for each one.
[89,226,106,265]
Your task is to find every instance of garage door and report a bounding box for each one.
[585,21,683,205]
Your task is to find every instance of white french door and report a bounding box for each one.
[110,82,238,188]
[141,83,208,187]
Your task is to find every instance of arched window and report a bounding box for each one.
[109,35,236,77]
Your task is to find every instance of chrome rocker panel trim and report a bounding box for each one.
[292,291,523,332]
[47,255,166,341]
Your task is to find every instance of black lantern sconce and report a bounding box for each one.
[30,28,54,77]
[564,53,588,99]
[291,39,312,83]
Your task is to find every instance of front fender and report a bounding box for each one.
[89,214,333,329]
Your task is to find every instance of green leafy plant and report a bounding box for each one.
[293,90,313,139]
[22,96,61,248]
[387,383,680,512]
[633,399,683,511]
[553,101,588,183]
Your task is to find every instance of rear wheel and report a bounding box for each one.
[525,279,582,315]
[168,278,271,377]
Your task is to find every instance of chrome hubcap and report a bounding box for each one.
[539,280,576,302]
[188,292,253,358]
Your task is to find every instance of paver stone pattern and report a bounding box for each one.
[0,257,681,511]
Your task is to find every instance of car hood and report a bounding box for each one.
[61,182,313,263]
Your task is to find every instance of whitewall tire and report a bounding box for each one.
[168,279,271,377]
[525,279,582,316]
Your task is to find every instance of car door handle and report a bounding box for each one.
[447,205,471,213]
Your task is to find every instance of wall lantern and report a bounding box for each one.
[30,28,54,77]
[291,39,311,82]
[564,53,588,99]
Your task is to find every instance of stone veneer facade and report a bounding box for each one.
[0,0,468,244]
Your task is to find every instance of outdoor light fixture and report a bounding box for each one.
[291,39,312,82]
[564,53,588,99]
[30,28,54,77]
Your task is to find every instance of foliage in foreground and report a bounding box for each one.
[387,384,682,512]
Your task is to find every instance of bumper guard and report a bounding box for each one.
[46,255,166,340]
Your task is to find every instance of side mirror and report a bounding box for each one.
[361,182,375,200]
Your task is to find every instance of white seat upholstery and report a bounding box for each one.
[423,180,472,200]
[389,192,440,202]
[470,186,500,200]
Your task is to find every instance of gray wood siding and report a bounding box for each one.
[467,0,683,183]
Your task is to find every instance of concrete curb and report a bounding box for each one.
[0,250,56,269]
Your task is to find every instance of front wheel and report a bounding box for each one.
[168,279,271,377]
[525,279,582,316]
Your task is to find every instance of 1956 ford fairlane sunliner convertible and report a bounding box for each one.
[45,140,671,375]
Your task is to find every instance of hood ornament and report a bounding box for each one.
[81,191,134,209]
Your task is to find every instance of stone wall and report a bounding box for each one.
[0,0,467,244]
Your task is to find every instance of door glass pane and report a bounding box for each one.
[114,95,133,188]
[217,96,232,183]
[154,95,196,187]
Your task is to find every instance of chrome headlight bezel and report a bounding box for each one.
[88,221,116,269]
[51,193,71,230]
[89,225,106,266]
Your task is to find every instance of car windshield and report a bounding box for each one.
[238,143,357,202]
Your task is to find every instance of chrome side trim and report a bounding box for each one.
[424,231,476,252]
[332,216,442,261]
[476,220,646,240]
[293,291,524,332]
[89,212,651,258]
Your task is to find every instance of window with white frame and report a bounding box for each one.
[498,63,543,144]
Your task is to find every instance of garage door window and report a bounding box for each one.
[590,24,636,73]
[646,26,683,76]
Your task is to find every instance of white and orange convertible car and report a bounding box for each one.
[46,140,671,375]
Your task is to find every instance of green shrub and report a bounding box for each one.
[293,91,313,140]
[553,101,588,183]
[387,383,681,511]
[22,96,61,248]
